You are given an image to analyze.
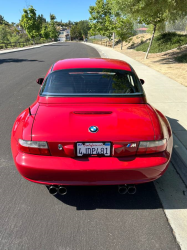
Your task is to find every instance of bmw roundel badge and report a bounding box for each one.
[89,126,99,133]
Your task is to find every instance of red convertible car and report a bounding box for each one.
[11,58,173,195]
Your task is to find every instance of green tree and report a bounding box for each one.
[37,14,46,35]
[113,0,187,58]
[20,6,40,43]
[70,21,90,40]
[70,23,83,40]
[49,14,59,40]
[89,0,114,40]
[167,0,187,22]
[0,15,5,25]
[9,33,21,43]
[115,17,134,50]
[0,15,9,25]
[89,0,105,37]
[67,20,74,27]
[147,22,166,35]
[78,20,90,39]
[0,24,11,43]
[104,0,115,40]
[50,14,56,21]
[41,23,50,40]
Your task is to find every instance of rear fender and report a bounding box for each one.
[145,105,163,140]
[11,102,39,158]
[146,104,173,155]
[155,109,173,155]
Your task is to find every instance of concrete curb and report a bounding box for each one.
[155,162,187,250]
[0,42,57,54]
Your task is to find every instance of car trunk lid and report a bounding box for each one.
[32,103,156,157]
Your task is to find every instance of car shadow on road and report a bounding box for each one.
[0,58,44,64]
[166,116,187,184]
[48,182,163,210]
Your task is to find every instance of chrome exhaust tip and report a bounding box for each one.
[127,185,136,195]
[49,186,58,195]
[58,186,67,195]
[118,185,128,195]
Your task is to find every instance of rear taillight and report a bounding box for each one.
[18,139,50,156]
[137,139,167,155]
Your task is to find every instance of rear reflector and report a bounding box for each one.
[18,139,50,156]
[137,139,167,155]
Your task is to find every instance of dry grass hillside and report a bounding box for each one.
[114,33,187,87]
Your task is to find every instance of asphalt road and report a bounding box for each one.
[0,42,180,250]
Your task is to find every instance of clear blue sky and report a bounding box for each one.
[1,0,96,23]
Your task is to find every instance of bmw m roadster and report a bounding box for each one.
[11,58,173,194]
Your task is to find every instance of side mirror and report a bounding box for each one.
[36,78,44,85]
[140,79,145,85]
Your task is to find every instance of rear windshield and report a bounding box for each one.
[40,69,143,97]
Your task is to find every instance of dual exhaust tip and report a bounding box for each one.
[118,185,136,195]
[49,185,136,195]
[49,186,67,196]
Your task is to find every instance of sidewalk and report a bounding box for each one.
[0,41,57,54]
[85,42,187,183]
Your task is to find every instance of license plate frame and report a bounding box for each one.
[76,142,111,157]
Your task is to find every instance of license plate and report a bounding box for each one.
[77,142,111,156]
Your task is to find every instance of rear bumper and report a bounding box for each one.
[14,151,171,185]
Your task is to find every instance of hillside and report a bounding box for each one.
[114,32,187,86]
[135,32,187,53]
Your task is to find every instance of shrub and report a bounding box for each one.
[175,53,187,63]
[140,38,144,44]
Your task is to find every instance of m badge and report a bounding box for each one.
[127,143,137,148]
